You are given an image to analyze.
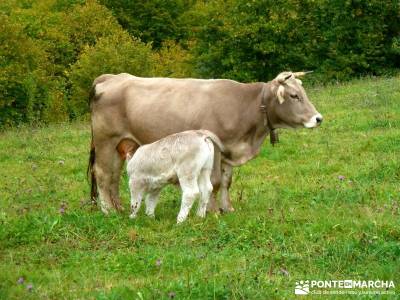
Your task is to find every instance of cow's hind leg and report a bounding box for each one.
[197,168,213,218]
[94,142,125,214]
[109,153,125,211]
[220,163,235,212]
[207,150,222,213]
[113,139,140,211]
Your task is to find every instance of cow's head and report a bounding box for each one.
[266,71,323,129]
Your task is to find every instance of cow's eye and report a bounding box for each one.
[290,94,299,99]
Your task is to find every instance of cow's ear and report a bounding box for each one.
[277,85,285,104]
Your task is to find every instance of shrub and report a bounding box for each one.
[152,40,194,78]
[68,32,154,117]
[0,13,52,126]
[191,0,400,82]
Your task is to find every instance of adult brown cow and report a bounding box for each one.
[88,71,323,214]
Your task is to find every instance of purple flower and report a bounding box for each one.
[155,259,162,267]
[59,207,65,215]
[168,291,176,299]
[338,175,345,181]
[26,283,33,292]
[17,277,24,284]
[280,268,290,276]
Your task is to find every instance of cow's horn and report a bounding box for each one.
[276,72,293,83]
[293,71,313,77]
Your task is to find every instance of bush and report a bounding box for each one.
[191,0,400,82]
[0,13,52,126]
[99,0,195,48]
[68,32,154,117]
[152,40,194,78]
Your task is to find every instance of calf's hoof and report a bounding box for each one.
[176,216,186,224]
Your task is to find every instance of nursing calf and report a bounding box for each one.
[124,130,224,223]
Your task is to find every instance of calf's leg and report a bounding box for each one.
[129,186,144,219]
[197,168,213,218]
[177,176,200,223]
[145,190,161,218]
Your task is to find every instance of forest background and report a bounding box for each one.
[0,0,399,127]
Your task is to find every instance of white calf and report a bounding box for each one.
[126,130,224,223]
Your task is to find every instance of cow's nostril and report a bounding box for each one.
[316,116,323,124]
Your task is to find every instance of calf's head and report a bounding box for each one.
[266,71,323,129]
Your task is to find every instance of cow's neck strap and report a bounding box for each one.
[260,84,279,146]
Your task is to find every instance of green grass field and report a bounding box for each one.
[1,76,399,299]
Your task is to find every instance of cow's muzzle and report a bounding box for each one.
[304,113,323,128]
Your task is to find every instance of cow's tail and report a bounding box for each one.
[87,133,97,206]
[87,84,98,206]
[199,130,225,153]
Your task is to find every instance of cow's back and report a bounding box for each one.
[91,73,265,165]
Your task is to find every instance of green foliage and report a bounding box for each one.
[191,0,400,81]
[68,32,154,117]
[0,76,399,298]
[152,40,194,78]
[0,13,51,126]
[0,0,399,126]
[99,0,195,48]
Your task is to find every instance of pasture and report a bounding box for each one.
[0,76,399,299]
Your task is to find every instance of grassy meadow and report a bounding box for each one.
[0,76,399,299]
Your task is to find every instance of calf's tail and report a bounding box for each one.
[199,130,225,153]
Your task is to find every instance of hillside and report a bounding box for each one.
[0,76,399,299]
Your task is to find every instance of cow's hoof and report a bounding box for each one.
[206,205,219,213]
[112,198,125,212]
[219,206,235,214]
[100,205,110,215]
[116,205,125,212]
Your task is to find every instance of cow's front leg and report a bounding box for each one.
[220,163,234,212]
